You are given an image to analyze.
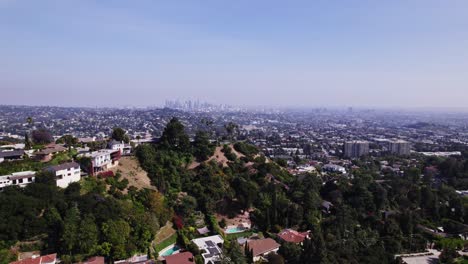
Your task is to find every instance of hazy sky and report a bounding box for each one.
[1,0,468,108]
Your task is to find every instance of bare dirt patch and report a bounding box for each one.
[230,144,245,158]
[110,156,156,191]
[188,144,245,169]
[207,146,230,167]
[215,210,252,227]
[154,221,176,244]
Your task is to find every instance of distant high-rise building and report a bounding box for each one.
[389,140,411,155]
[344,140,369,158]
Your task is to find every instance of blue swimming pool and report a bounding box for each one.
[161,245,180,256]
[225,227,245,234]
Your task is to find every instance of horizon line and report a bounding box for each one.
[2,103,468,114]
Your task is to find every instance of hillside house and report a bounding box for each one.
[246,238,280,262]
[277,229,310,244]
[108,140,132,155]
[0,149,24,163]
[35,144,67,162]
[10,253,57,264]
[191,235,224,264]
[45,162,81,188]
[164,252,194,264]
[81,149,120,176]
[0,171,36,191]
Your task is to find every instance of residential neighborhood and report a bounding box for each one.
[2,105,468,264]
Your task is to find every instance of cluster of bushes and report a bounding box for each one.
[0,173,168,263]
[105,172,129,191]
[207,214,224,237]
[221,145,237,161]
[233,142,259,157]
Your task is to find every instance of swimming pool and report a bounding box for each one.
[225,226,246,234]
[161,245,180,256]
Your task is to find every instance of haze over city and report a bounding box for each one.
[1,0,468,109]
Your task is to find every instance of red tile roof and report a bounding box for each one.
[277,229,310,243]
[80,256,105,264]
[10,254,56,264]
[164,252,194,264]
[247,238,280,257]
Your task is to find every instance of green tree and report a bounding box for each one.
[44,207,63,253]
[160,117,191,152]
[95,242,112,258]
[102,219,131,259]
[224,122,239,141]
[111,127,129,143]
[176,195,198,218]
[24,132,32,150]
[56,135,79,146]
[301,230,327,263]
[61,206,81,255]
[35,171,57,186]
[193,131,215,161]
[279,242,302,264]
[0,249,16,264]
[31,129,54,144]
[77,215,99,255]
[233,178,258,211]
[439,247,459,264]
[267,253,285,264]
[222,240,247,264]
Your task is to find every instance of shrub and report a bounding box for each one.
[233,142,259,157]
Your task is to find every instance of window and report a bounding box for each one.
[57,175,63,179]
[28,178,33,182]
[19,179,23,183]
[12,180,16,184]
[68,173,71,176]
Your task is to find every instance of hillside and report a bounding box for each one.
[188,144,245,169]
[110,156,156,191]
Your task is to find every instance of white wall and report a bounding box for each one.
[93,153,111,167]
[55,167,81,188]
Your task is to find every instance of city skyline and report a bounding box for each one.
[1,1,468,108]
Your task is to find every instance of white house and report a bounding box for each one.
[109,140,125,152]
[109,140,132,155]
[191,235,224,264]
[81,149,120,175]
[46,162,81,188]
[322,164,347,174]
[0,171,36,191]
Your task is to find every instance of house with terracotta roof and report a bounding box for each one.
[164,251,194,264]
[78,256,105,264]
[246,238,280,262]
[277,229,310,244]
[10,253,57,264]
[35,144,67,162]
[114,254,153,264]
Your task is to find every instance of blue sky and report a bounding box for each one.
[1,0,467,108]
